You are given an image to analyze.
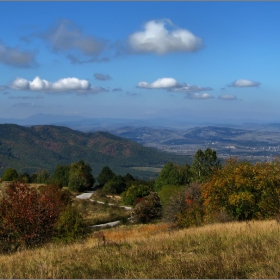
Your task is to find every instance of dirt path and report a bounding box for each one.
[76,192,132,228]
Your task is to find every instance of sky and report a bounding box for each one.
[1,1,280,124]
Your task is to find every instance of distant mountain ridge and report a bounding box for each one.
[0,124,192,178]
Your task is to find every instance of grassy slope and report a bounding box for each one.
[0,124,192,178]
[0,220,280,278]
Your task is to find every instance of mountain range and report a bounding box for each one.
[0,124,192,179]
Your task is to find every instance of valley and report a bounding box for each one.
[108,125,280,162]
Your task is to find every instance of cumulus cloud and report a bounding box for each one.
[218,94,237,100]
[170,84,213,93]
[94,73,112,81]
[43,19,106,56]
[0,43,37,68]
[186,93,214,99]
[230,79,260,87]
[129,19,202,55]
[10,76,107,94]
[137,77,178,89]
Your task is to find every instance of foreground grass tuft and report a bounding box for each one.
[1,220,280,278]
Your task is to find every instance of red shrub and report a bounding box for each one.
[0,182,70,251]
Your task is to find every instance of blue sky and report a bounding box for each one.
[1,1,280,124]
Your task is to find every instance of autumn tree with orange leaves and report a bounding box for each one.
[202,158,280,222]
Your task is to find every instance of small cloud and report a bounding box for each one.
[10,76,108,95]
[2,91,9,95]
[13,102,42,108]
[142,110,156,115]
[170,84,213,93]
[129,19,202,55]
[0,86,8,91]
[112,87,122,92]
[66,54,110,64]
[42,19,106,57]
[218,94,237,100]
[186,92,214,99]
[94,73,112,81]
[230,79,260,87]
[126,92,139,96]
[0,42,37,68]
[9,95,43,100]
[137,77,178,89]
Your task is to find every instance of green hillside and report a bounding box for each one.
[0,124,192,178]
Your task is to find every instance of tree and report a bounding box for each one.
[97,166,115,186]
[18,172,31,183]
[52,165,70,188]
[68,160,94,192]
[2,168,18,181]
[155,162,191,192]
[202,158,280,222]
[191,148,221,183]
[36,170,50,184]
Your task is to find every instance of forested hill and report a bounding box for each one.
[0,124,192,178]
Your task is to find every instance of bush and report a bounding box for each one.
[131,192,162,223]
[53,205,89,243]
[121,184,154,205]
[163,183,204,228]
[0,182,71,252]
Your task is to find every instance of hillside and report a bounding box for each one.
[0,124,192,178]
[0,220,279,278]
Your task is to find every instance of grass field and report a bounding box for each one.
[0,220,280,278]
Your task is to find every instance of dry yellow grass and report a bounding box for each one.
[0,220,280,278]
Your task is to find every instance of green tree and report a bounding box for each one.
[191,148,221,183]
[18,172,31,183]
[2,168,18,181]
[52,165,70,188]
[36,170,50,184]
[155,162,191,192]
[103,175,127,194]
[97,166,115,186]
[68,160,94,192]
[121,184,154,205]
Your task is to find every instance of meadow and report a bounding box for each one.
[0,220,279,278]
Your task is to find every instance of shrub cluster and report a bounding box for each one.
[0,182,87,253]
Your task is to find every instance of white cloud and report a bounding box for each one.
[10,76,106,94]
[0,43,37,68]
[218,94,237,100]
[137,77,178,89]
[230,79,260,87]
[186,93,214,99]
[129,19,202,55]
